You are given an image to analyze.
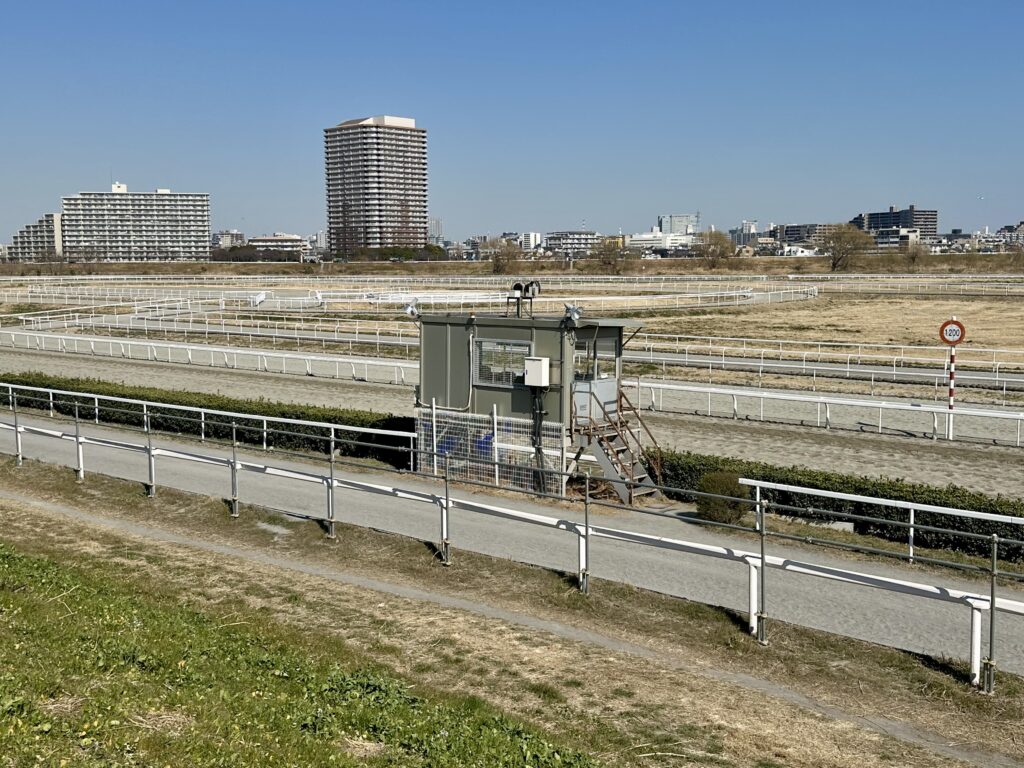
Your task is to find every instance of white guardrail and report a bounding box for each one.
[34,310,1024,381]
[629,380,1024,446]
[1,285,821,314]
[634,332,1024,370]
[0,402,1022,690]
[0,329,417,385]
[15,313,1024,397]
[2,327,1023,446]
[0,381,416,462]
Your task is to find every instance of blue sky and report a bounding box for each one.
[2,0,1021,242]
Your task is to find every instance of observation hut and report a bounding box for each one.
[411,281,661,504]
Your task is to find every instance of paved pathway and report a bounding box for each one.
[2,410,1023,676]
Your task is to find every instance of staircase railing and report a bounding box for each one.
[618,388,663,485]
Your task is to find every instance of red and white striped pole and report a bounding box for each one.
[947,316,957,440]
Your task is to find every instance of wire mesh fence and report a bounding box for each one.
[415,407,566,494]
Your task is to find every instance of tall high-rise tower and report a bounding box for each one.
[324,115,428,255]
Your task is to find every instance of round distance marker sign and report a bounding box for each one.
[940,319,966,346]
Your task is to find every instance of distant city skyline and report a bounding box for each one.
[1,1,1021,244]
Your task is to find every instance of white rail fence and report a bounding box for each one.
[1,406,1023,690]
[0,381,416,464]
[0,329,416,385]
[633,333,1024,371]
[629,349,1024,394]
[3,326,1023,446]
[630,380,1024,446]
[38,314,1024,391]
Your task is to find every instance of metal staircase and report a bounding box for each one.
[574,387,663,505]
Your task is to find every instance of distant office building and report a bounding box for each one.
[658,213,700,235]
[0,244,6,260]
[312,230,328,250]
[211,229,246,249]
[770,223,838,246]
[544,230,601,254]
[728,220,759,246]
[873,227,921,249]
[428,217,444,245]
[519,232,543,250]
[850,205,937,239]
[996,221,1024,244]
[248,233,309,256]
[625,228,695,250]
[61,183,210,259]
[324,115,428,254]
[9,213,62,260]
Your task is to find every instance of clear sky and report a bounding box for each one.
[1,0,1021,243]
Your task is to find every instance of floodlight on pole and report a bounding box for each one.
[564,303,583,324]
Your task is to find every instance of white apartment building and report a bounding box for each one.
[873,227,921,249]
[61,183,210,259]
[544,230,601,255]
[324,115,428,254]
[248,233,310,256]
[625,229,695,250]
[519,232,543,250]
[9,213,62,260]
[428,217,444,245]
[212,229,246,249]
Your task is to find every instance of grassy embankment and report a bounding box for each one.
[0,540,595,767]
[1,461,1023,767]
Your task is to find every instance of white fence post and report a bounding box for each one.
[145,412,156,497]
[748,561,759,635]
[579,475,591,594]
[431,398,438,476]
[908,508,915,562]
[970,605,982,687]
[326,428,336,539]
[230,422,239,517]
[491,404,499,487]
[12,392,22,467]
[440,457,451,564]
[74,403,84,482]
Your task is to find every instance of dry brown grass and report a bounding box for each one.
[127,710,194,736]
[656,294,1024,349]
[2,249,1020,278]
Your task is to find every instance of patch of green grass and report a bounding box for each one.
[526,681,566,704]
[0,543,595,767]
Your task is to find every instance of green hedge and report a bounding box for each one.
[0,373,415,468]
[4,371,1020,561]
[655,449,1024,562]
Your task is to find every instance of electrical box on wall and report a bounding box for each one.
[524,356,550,387]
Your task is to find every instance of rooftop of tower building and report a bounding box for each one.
[335,115,417,129]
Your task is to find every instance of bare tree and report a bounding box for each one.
[1006,241,1024,271]
[901,241,929,271]
[491,239,521,275]
[592,240,630,275]
[819,224,874,272]
[694,231,735,269]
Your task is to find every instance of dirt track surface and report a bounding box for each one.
[2,347,1022,498]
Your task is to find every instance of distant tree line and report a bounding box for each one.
[334,245,446,262]
[211,246,298,262]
